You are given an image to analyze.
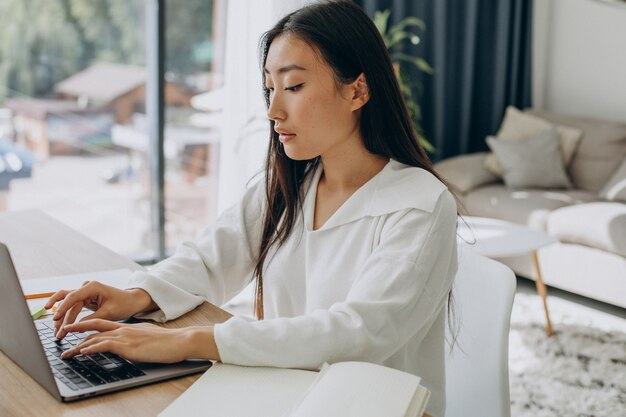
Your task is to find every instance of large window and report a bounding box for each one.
[0,0,224,261]
[163,0,225,252]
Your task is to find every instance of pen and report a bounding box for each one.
[25,291,56,300]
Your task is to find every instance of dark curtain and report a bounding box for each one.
[357,0,532,161]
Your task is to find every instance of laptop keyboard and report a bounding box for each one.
[35,321,145,391]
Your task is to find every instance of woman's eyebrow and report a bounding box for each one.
[263,64,307,75]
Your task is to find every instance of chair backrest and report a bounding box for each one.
[445,251,516,417]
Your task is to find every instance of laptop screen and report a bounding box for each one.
[0,243,62,400]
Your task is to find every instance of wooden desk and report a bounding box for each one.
[0,210,232,417]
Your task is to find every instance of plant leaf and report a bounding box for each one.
[388,17,426,37]
[376,10,436,153]
[391,52,434,74]
[418,136,435,153]
[373,9,391,39]
[387,31,418,49]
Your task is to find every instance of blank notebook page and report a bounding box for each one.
[159,363,318,417]
[288,361,421,417]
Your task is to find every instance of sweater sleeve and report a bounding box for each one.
[213,190,458,369]
[128,181,264,322]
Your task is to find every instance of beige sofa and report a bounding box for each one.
[436,109,626,308]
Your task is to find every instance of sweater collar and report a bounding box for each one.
[303,159,448,232]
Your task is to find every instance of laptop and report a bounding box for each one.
[0,242,212,401]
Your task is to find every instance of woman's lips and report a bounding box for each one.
[278,133,296,143]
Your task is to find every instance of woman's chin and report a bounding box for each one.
[283,147,318,161]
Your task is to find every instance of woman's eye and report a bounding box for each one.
[285,83,304,92]
[264,87,274,94]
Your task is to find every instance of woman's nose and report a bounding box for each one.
[267,93,286,121]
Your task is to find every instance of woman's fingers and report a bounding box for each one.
[61,336,98,359]
[59,322,191,363]
[78,308,108,323]
[79,339,121,356]
[45,281,94,311]
[55,301,84,339]
[52,285,93,321]
[60,319,123,358]
[44,289,70,310]
[63,318,121,334]
[78,340,121,357]
[62,336,119,359]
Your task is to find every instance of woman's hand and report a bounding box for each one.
[60,319,221,363]
[45,281,157,339]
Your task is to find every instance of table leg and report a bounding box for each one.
[531,250,554,336]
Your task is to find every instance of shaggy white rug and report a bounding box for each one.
[509,292,626,417]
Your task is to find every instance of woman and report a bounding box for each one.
[46,1,458,416]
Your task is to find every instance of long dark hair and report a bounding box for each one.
[254,0,451,320]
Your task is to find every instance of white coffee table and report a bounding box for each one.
[457,216,558,336]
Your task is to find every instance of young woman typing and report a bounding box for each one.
[46,2,458,416]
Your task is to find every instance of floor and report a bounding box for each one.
[515,276,626,333]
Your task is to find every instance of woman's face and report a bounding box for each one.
[264,35,367,161]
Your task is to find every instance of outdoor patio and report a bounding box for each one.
[4,154,216,259]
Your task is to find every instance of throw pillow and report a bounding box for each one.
[434,152,499,194]
[598,156,626,202]
[484,106,583,176]
[486,128,572,189]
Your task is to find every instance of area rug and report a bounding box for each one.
[508,293,626,417]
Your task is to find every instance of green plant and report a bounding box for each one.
[373,10,434,153]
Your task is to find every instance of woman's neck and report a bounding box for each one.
[319,145,389,192]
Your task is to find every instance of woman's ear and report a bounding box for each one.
[350,73,370,111]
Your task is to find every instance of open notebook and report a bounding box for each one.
[159,361,430,417]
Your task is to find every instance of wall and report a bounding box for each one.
[217,0,316,214]
[532,0,626,122]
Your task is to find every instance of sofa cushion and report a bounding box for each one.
[434,152,499,194]
[598,157,626,202]
[486,129,572,189]
[546,202,626,257]
[462,184,597,231]
[526,110,626,193]
[484,106,583,177]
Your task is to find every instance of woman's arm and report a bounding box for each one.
[60,320,221,362]
[129,181,266,323]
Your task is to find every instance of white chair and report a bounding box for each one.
[445,251,516,417]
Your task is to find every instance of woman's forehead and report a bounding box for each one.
[264,35,324,75]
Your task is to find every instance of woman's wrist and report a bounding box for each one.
[181,326,221,361]
[127,288,158,316]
